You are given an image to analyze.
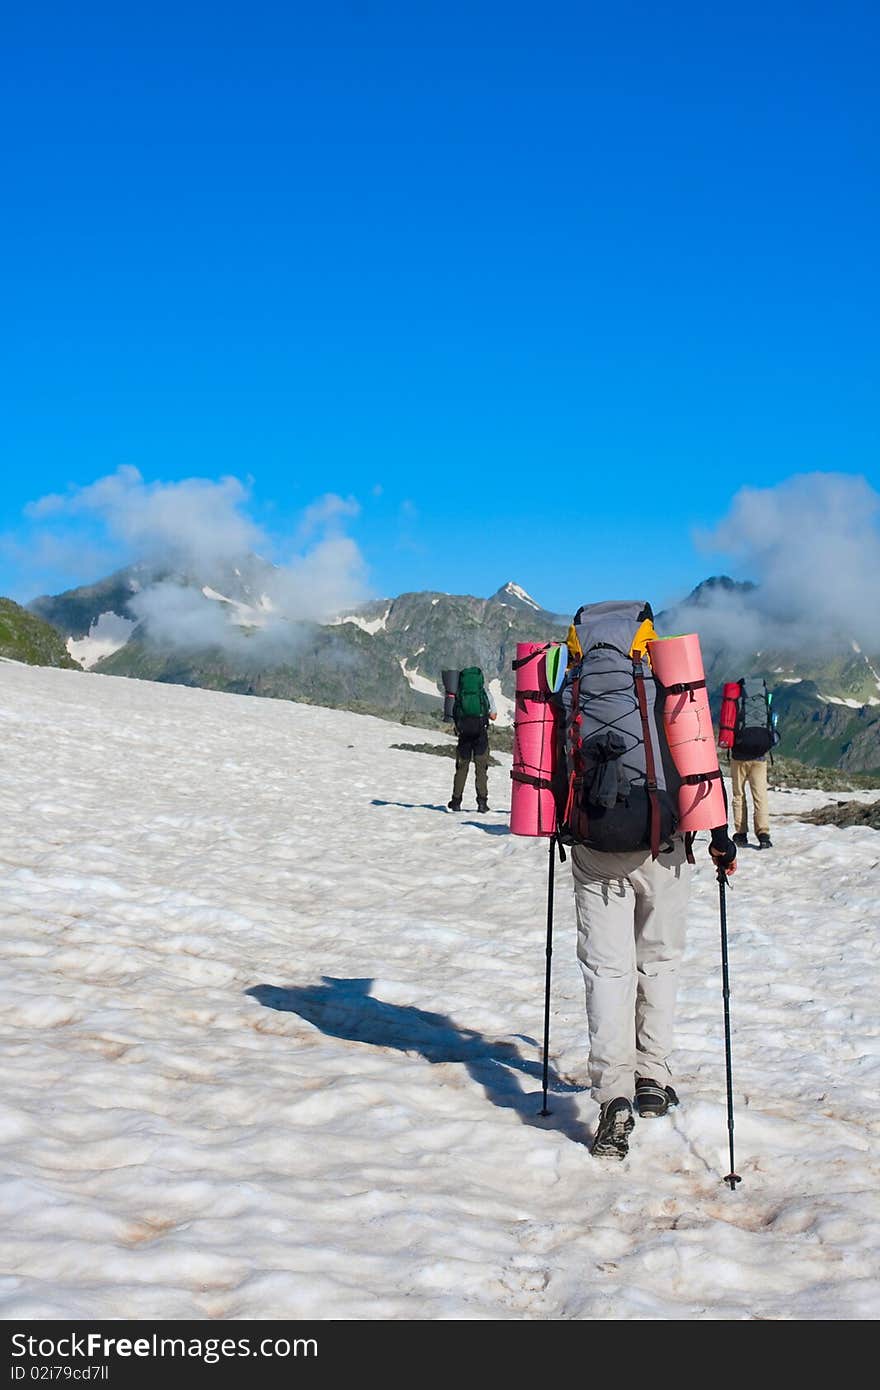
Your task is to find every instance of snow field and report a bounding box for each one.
[0,661,878,1319]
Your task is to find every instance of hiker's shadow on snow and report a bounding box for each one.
[371,799,451,813]
[246,976,590,1145]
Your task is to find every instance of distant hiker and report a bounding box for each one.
[556,601,737,1159]
[448,667,497,813]
[719,677,779,850]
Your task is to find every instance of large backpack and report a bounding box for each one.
[556,600,679,856]
[731,677,777,761]
[453,667,490,736]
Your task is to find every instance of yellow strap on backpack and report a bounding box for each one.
[631,618,658,661]
[566,616,656,665]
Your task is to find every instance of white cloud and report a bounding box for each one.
[0,530,116,601]
[682,472,880,654]
[26,467,262,577]
[16,468,371,661]
[298,493,360,539]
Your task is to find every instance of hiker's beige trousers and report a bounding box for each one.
[731,758,769,836]
[571,838,692,1104]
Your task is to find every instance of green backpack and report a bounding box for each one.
[454,667,490,721]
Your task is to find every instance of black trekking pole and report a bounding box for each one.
[539,833,558,1116]
[717,865,742,1189]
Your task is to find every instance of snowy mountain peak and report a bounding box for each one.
[493,581,542,612]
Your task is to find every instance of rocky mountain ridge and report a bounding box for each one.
[19,568,880,771]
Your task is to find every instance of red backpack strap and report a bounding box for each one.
[632,657,661,859]
[563,673,582,826]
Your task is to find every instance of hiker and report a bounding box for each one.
[556,601,737,1159]
[448,667,497,813]
[719,677,779,849]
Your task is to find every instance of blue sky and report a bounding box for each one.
[1,1,877,612]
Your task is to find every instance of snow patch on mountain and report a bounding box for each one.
[820,694,880,709]
[66,613,136,669]
[398,658,441,698]
[845,643,880,698]
[862,651,880,695]
[331,607,391,636]
[201,585,271,628]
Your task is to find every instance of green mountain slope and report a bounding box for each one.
[0,598,82,669]
[92,587,565,722]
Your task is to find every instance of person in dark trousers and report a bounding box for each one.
[448,676,497,812]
